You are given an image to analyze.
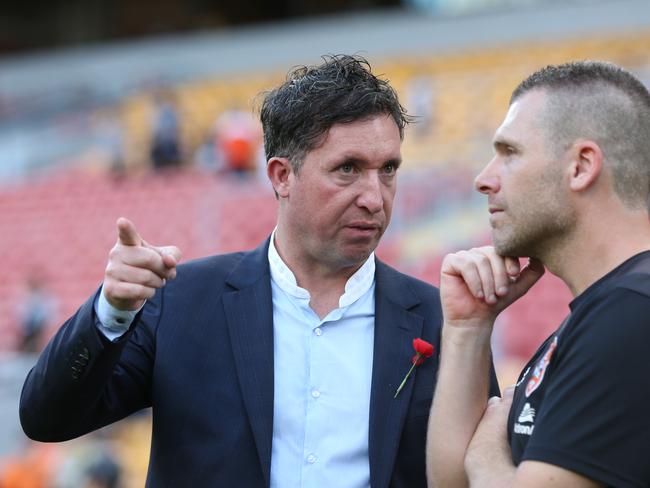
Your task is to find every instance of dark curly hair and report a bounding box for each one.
[260,54,412,173]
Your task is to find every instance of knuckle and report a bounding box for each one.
[454,251,472,266]
[105,260,119,275]
[107,247,119,261]
[103,282,116,297]
[474,254,490,267]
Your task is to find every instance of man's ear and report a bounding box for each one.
[568,140,604,192]
[267,157,293,198]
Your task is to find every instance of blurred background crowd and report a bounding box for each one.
[1,0,649,486]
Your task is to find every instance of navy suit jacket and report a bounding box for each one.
[20,239,497,487]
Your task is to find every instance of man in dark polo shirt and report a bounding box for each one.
[427,61,650,488]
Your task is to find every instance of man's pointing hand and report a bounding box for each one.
[103,217,182,311]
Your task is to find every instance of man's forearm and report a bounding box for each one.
[464,391,517,488]
[467,467,516,488]
[427,324,495,488]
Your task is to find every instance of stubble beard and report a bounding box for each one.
[493,201,576,259]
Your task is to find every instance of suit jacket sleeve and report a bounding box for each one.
[19,287,160,441]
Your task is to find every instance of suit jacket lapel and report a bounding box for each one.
[223,239,274,487]
[369,260,424,488]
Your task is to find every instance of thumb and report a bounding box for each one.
[117,217,143,246]
[502,385,515,404]
[495,386,516,419]
[510,258,545,298]
[487,386,515,410]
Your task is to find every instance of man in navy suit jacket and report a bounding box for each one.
[20,55,498,487]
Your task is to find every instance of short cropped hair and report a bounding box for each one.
[260,54,411,172]
[511,60,650,208]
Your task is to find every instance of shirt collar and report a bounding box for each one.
[268,228,375,308]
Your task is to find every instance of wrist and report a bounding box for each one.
[468,468,515,488]
[467,464,517,488]
[97,288,142,331]
[107,298,145,312]
[465,428,516,488]
[442,322,494,348]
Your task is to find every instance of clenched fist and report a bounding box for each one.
[440,246,545,328]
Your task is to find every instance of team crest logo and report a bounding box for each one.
[525,336,558,397]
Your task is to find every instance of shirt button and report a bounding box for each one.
[311,389,320,398]
[307,454,317,464]
[314,328,322,336]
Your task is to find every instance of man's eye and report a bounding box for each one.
[339,164,354,173]
[383,163,395,174]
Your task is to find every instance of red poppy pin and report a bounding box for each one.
[394,338,435,398]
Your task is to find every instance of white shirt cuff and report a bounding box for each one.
[95,287,143,341]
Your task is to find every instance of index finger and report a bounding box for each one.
[117,217,142,247]
[509,258,545,297]
[504,256,521,277]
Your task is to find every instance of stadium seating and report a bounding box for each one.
[0,168,278,352]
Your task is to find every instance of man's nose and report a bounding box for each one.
[357,172,383,213]
[474,159,500,195]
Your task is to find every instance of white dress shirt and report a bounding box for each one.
[268,233,375,488]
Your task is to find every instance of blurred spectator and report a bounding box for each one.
[0,458,45,488]
[149,90,182,170]
[83,451,121,488]
[94,107,126,178]
[213,108,262,177]
[0,441,53,488]
[405,76,436,139]
[193,128,224,174]
[50,436,123,488]
[17,275,56,354]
